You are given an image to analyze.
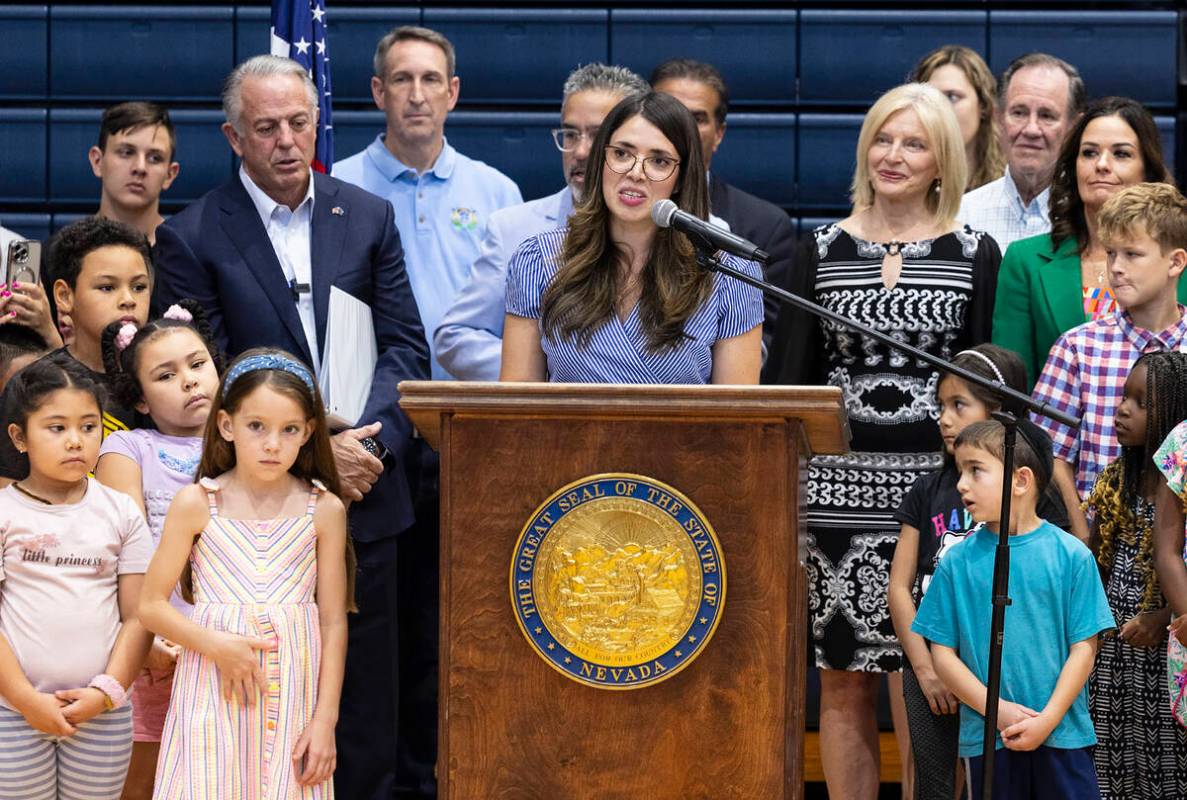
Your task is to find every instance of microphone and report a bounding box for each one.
[651,199,769,263]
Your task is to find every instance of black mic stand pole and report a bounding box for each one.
[693,247,1078,800]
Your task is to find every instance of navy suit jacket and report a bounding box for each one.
[152,172,430,540]
[708,174,795,356]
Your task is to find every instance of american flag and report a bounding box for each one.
[270,0,334,173]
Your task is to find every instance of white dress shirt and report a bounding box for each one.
[958,168,1050,254]
[239,166,320,373]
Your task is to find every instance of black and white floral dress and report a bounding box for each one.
[765,224,1000,672]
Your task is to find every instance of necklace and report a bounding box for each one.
[13,482,54,504]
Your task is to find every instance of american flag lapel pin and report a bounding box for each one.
[331,206,345,216]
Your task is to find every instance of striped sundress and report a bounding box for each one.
[153,478,331,799]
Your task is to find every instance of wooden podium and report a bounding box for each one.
[399,382,848,800]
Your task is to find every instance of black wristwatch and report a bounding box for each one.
[360,436,387,461]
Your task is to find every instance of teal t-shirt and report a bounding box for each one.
[911,520,1114,756]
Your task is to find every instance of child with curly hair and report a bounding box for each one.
[1087,350,1187,798]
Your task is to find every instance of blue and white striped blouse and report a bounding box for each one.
[505,228,764,384]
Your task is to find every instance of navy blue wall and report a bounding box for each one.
[0,4,1181,241]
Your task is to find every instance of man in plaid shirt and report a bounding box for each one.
[1032,183,1187,540]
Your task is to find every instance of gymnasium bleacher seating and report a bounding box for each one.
[0,3,1181,242]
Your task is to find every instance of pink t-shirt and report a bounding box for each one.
[0,479,151,709]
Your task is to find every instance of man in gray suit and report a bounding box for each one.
[434,63,647,380]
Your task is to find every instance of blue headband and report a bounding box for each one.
[223,353,316,397]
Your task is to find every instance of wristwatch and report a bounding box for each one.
[360,436,387,461]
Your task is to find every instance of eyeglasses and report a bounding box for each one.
[603,146,680,182]
[551,128,596,152]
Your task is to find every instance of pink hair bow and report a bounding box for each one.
[114,322,138,353]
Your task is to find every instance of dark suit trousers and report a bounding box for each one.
[394,445,440,799]
[335,534,400,800]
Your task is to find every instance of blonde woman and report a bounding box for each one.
[764,83,1001,800]
[911,45,1006,191]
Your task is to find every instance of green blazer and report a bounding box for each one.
[992,232,1187,387]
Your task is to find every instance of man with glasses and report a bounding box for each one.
[334,25,521,379]
[651,59,795,356]
[435,63,648,380]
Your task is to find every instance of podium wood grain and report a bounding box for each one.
[401,383,848,800]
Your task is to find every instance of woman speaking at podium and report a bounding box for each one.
[498,91,763,385]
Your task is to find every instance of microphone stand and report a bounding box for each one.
[693,247,1079,800]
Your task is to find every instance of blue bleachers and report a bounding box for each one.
[610,10,796,105]
[50,6,234,101]
[2,214,51,243]
[236,7,421,105]
[797,114,862,210]
[426,9,607,105]
[713,114,796,209]
[988,11,1178,108]
[47,109,231,206]
[0,110,47,204]
[0,6,47,100]
[800,11,986,105]
[0,4,1181,224]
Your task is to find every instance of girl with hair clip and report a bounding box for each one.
[888,343,1070,800]
[92,298,223,799]
[1092,352,1187,798]
[0,358,153,798]
[139,348,355,799]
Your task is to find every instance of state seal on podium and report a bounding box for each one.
[510,473,726,689]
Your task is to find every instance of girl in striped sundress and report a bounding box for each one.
[140,348,355,799]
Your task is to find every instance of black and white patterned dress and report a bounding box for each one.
[765,224,1000,672]
[1089,499,1187,799]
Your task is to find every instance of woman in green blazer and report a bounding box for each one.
[993,97,1180,386]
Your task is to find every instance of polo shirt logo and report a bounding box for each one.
[450,207,479,231]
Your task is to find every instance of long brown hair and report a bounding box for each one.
[910,45,1006,191]
[1049,96,1172,253]
[182,347,356,611]
[540,91,712,351]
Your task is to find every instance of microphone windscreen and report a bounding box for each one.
[651,199,678,228]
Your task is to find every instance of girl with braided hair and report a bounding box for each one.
[1088,350,1187,799]
[92,297,223,799]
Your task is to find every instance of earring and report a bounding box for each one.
[933,178,943,193]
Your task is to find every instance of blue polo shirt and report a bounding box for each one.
[334,135,522,378]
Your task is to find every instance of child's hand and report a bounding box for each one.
[146,637,182,679]
[1002,711,1056,752]
[211,632,276,706]
[995,699,1038,732]
[292,715,337,786]
[1169,614,1187,646]
[1121,611,1168,648]
[17,690,76,737]
[56,687,109,726]
[916,666,959,715]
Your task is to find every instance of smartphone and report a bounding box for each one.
[6,240,41,286]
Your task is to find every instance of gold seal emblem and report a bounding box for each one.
[511,474,725,689]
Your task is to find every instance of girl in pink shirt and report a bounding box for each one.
[0,357,153,799]
[95,299,222,799]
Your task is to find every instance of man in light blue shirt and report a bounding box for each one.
[334,25,521,379]
[959,53,1084,253]
[434,64,648,380]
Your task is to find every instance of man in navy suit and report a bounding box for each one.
[152,55,429,800]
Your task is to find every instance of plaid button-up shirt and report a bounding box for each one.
[1032,309,1187,499]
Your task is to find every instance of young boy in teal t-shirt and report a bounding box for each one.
[912,418,1114,799]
